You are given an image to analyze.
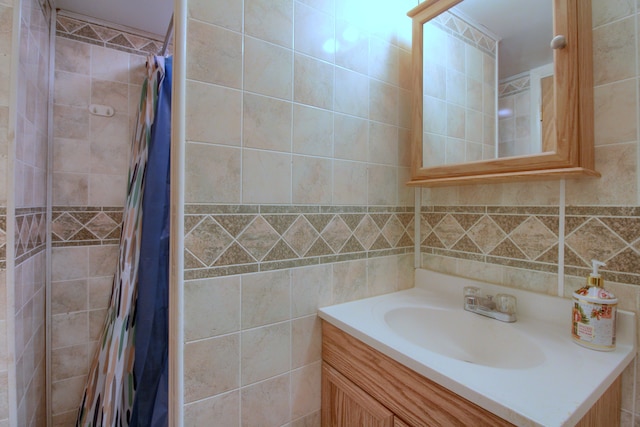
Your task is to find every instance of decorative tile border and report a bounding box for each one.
[421,206,640,285]
[564,206,640,285]
[499,75,530,97]
[56,12,166,56]
[184,205,415,280]
[430,11,498,57]
[421,206,560,274]
[15,207,45,266]
[52,206,122,247]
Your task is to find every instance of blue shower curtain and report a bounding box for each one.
[131,55,172,427]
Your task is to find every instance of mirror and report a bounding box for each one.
[408,0,598,186]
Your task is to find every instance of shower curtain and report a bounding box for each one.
[76,55,171,427]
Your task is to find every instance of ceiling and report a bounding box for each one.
[54,0,174,37]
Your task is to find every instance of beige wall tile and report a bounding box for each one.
[184,391,240,427]
[245,0,293,48]
[241,270,290,328]
[566,143,638,205]
[291,362,322,420]
[244,36,293,100]
[88,174,127,206]
[369,122,398,165]
[369,37,399,85]
[241,374,290,426]
[294,54,334,110]
[333,160,367,205]
[90,114,130,175]
[243,93,292,152]
[54,71,90,108]
[185,80,241,146]
[593,79,637,146]
[592,0,634,27]
[51,312,88,349]
[55,37,90,75]
[242,149,291,204]
[335,19,369,75]
[292,315,321,368]
[332,259,367,303]
[51,280,87,315]
[185,142,241,203]
[187,19,242,88]
[91,79,128,114]
[334,113,368,162]
[185,276,240,341]
[367,256,399,296]
[88,277,112,310]
[53,138,90,174]
[88,245,118,277]
[334,67,368,118]
[369,80,398,126]
[90,45,129,83]
[188,0,243,30]
[241,322,291,385]
[368,164,397,205]
[51,376,86,415]
[293,104,333,156]
[184,334,239,403]
[291,264,333,317]
[51,344,88,382]
[53,105,89,140]
[52,247,88,282]
[593,16,635,85]
[293,155,332,204]
[294,2,335,62]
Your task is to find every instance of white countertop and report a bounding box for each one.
[318,268,636,426]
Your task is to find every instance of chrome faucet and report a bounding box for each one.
[464,287,517,323]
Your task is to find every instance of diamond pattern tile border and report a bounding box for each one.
[15,207,45,266]
[184,205,415,280]
[52,206,122,247]
[56,13,166,56]
[422,206,640,285]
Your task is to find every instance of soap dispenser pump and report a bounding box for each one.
[572,260,617,351]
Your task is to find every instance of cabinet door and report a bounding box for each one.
[322,364,394,427]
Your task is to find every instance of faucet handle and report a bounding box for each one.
[463,286,481,296]
[495,293,517,315]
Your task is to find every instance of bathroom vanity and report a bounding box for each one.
[319,269,636,426]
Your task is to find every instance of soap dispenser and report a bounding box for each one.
[572,260,617,351]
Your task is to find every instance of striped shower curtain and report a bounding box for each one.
[76,56,170,427]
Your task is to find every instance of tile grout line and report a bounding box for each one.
[557,179,565,297]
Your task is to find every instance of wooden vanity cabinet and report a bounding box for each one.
[321,321,622,427]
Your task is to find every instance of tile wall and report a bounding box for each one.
[421,0,640,424]
[498,76,532,157]
[422,11,497,166]
[13,0,50,425]
[180,0,417,423]
[49,18,158,425]
[0,0,15,422]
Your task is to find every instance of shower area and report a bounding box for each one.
[0,0,174,423]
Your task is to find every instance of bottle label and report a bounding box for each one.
[572,297,616,350]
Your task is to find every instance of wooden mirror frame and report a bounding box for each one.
[407,0,599,187]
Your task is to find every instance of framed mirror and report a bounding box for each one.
[407,0,599,186]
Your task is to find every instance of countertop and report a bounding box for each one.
[318,268,636,426]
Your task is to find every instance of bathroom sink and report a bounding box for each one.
[384,306,545,369]
[319,269,636,426]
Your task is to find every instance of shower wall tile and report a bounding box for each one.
[51,15,147,424]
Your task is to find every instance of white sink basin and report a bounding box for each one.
[319,269,636,426]
[384,306,545,369]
